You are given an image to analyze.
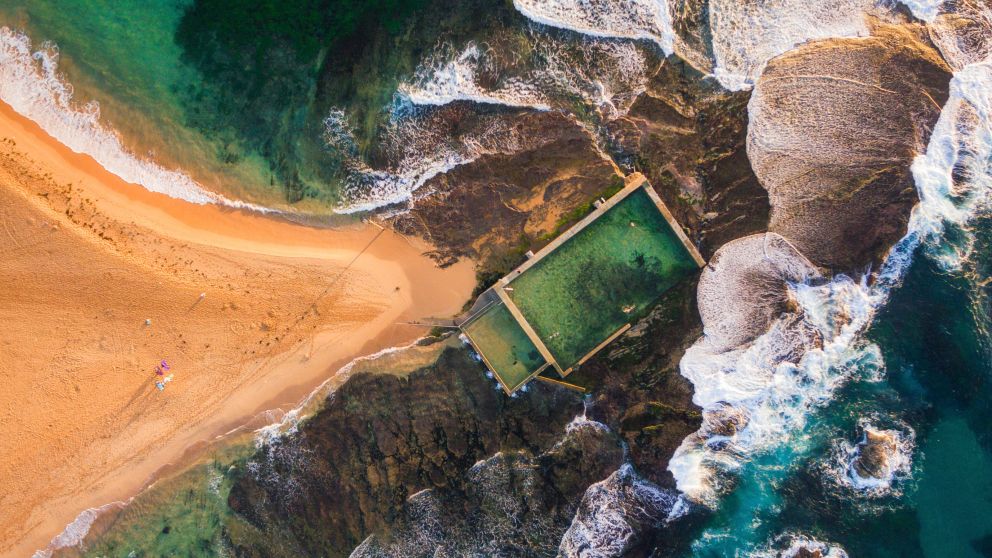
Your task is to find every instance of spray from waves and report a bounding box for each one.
[824,419,915,497]
[398,35,654,117]
[0,27,273,213]
[899,0,943,22]
[708,0,876,91]
[668,40,992,508]
[511,0,675,55]
[32,501,127,558]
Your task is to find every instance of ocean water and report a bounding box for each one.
[669,56,992,557]
[15,1,992,555]
[0,0,506,213]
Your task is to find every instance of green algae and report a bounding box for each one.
[65,441,263,558]
[508,188,699,370]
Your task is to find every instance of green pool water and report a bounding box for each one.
[462,301,546,392]
[507,187,699,370]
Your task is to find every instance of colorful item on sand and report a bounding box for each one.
[160,360,170,371]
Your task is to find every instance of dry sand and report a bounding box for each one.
[0,101,476,557]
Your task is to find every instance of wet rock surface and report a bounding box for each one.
[226,347,585,555]
[225,49,766,558]
[696,233,820,352]
[851,429,900,481]
[747,23,951,270]
[352,419,624,557]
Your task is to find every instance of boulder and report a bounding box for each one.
[747,24,952,269]
[697,233,820,352]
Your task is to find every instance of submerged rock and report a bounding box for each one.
[747,23,952,270]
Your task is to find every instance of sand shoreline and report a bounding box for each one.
[0,100,475,557]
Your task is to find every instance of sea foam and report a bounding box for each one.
[0,27,271,212]
[668,13,992,508]
[510,0,884,91]
[511,0,675,55]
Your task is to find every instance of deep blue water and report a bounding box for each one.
[684,218,992,557]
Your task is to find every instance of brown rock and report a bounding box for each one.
[747,23,952,269]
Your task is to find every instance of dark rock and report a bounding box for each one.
[607,58,770,260]
[747,23,951,270]
[852,428,899,481]
[388,108,620,268]
[352,419,624,557]
[227,347,585,556]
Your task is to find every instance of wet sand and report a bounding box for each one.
[0,101,475,557]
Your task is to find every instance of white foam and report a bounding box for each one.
[398,43,553,110]
[841,421,915,494]
[899,0,943,22]
[708,0,875,91]
[0,27,273,213]
[512,0,675,55]
[669,44,992,505]
[559,464,680,557]
[32,501,126,557]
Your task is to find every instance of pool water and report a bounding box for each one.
[507,187,699,370]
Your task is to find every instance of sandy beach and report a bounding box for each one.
[0,101,475,557]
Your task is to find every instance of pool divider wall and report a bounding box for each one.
[460,172,705,394]
[494,285,562,373]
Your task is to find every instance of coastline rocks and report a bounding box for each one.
[352,417,624,557]
[842,422,915,493]
[697,233,820,352]
[747,24,952,270]
[388,107,620,266]
[605,58,770,258]
[226,347,586,555]
[559,464,681,558]
[927,0,992,69]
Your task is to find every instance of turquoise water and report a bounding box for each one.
[0,0,488,211]
[682,219,992,557]
[0,1,286,205]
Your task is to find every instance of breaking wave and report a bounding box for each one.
[669,40,992,505]
[511,0,675,55]
[337,30,652,212]
[399,35,653,117]
[32,501,127,558]
[510,0,896,91]
[824,419,915,497]
[707,0,875,91]
[559,464,682,558]
[0,27,271,213]
[329,104,537,213]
